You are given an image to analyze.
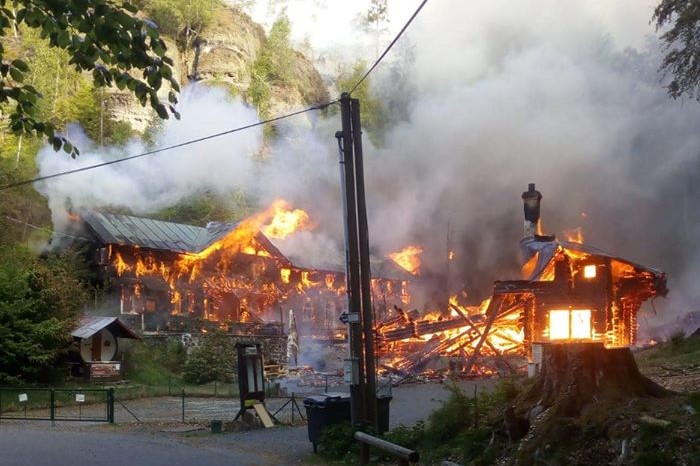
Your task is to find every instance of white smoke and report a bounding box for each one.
[37,1,700,332]
[37,85,262,232]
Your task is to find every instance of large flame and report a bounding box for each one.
[261,199,312,239]
[389,245,423,275]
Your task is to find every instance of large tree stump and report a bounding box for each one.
[530,343,669,416]
[507,343,671,464]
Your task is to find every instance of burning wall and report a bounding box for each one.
[81,200,411,335]
[377,184,667,379]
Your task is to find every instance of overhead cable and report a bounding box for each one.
[0,101,336,192]
[349,0,429,95]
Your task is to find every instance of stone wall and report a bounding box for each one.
[142,331,287,366]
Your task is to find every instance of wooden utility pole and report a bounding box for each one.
[336,92,378,429]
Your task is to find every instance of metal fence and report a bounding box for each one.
[0,387,114,423]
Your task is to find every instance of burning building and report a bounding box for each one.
[78,200,411,337]
[378,184,668,378]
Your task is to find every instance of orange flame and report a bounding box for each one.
[564,227,584,243]
[389,245,423,275]
[261,199,311,239]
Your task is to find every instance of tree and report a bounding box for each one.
[653,0,700,100]
[0,1,180,157]
[0,244,90,383]
[135,0,221,52]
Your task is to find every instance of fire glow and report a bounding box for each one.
[389,245,423,275]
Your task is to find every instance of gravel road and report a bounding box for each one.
[0,379,498,465]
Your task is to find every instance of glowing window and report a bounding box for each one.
[583,265,597,279]
[549,310,571,340]
[548,309,592,340]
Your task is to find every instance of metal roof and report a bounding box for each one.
[71,317,141,340]
[82,212,237,253]
[83,211,409,280]
[521,236,665,281]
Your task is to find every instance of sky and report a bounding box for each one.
[36,0,700,331]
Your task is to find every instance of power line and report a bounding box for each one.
[0,101,336,192]
[0,0,429,192]
[349,0,429,95]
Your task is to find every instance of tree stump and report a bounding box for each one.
[508,343,671,464]
[525,343,669,417]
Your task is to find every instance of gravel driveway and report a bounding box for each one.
[0,379,499,465]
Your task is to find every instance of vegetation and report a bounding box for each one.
[248,14,297,122]
[654,0,700,101]
[0,244,90,384]
[182,331,236,384]
[0,0,180,156]
[133,0,222,52]
[335,60,388,147]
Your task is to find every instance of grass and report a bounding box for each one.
[637,332,700,367]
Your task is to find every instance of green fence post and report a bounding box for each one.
[50,389,55,424]
[0,388,3,423]
[107,388,115,424]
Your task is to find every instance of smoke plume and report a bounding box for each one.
[37,1,700,332]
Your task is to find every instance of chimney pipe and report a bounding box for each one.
[521,183,542,237]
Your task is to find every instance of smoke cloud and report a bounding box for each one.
[37,1,700,333]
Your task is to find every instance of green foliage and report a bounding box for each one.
[248,14,295,119]
[122,340,186,385]
[317,421,359,460]
[670,330,686,348]
[0,245,90,383]
[427,382,474,443]
[635,421,676,466]
[182,332,235,384]
[0,0,181,156]
[653,0,700,101]
[335,60,389,146]
[383,420,425,450]
[135,0,222,50]
[153,189,254,225]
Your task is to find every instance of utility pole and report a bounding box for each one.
[336,92,377,429]
[351,97,377,426]
[337,93,365,425]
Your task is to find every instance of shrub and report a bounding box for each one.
[426,383,474,443]
[182,332,234,384]
[317,421,358,460]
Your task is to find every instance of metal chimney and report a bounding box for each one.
[521,183,542,237]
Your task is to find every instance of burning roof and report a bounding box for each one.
[81,210,408,278]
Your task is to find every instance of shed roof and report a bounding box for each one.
[71,316,141,340]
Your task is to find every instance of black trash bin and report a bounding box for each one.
[376,396,392,434]
[303,392,351,453]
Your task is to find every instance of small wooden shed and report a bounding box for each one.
[71,316,140,380]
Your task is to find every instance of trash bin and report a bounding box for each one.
[210,419,223,434]
[303,392,351,453]
[376,396,392,434]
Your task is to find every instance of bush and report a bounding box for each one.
[122,340,186,385]
[182,332,234,384]
[317,421,358,460]
[670,331,686,349]
[383,421,425,450]
[426,382,474,443]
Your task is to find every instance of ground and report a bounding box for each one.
[0,379,494,466]
[1,343,697,466]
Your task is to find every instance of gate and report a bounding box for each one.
[0,387,114,423]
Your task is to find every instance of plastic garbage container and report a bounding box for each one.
[303,392,351,453]
[376,396,392,434]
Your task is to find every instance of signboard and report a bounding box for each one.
[18,393,28,402]
[90,362,121,380]
[75,394,86,403]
